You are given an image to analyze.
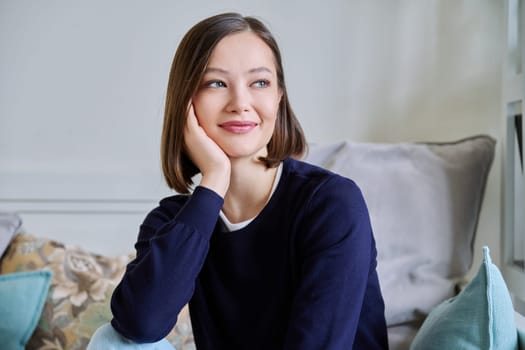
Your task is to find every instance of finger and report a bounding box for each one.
[186,104,198,129]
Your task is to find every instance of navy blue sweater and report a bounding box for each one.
[111,158,388,349]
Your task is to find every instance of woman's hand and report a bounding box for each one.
[184,103,230,197]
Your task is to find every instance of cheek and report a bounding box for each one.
[191,95,213,125]
[258,95,281,122]
[260,102,279,140]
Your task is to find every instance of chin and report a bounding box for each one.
[223,146,268,161]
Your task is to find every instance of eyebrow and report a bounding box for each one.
[204,66,274,75]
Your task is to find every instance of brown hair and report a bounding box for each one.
[161,12,306,193]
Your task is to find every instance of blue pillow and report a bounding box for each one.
[410,246,518,349]
[0,270,52,350]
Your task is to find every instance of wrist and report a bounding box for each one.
[199,168,230,198]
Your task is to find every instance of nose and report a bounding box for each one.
[226,86,251,113]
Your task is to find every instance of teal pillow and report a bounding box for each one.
[410,247,518,349]
[0,270,52,350]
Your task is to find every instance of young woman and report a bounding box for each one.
[89,12,388,350]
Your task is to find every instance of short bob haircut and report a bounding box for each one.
[161,12,306,194]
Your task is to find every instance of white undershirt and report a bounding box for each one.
[219,162,283,232]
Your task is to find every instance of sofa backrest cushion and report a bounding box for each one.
[0,212,22,258]
[304,135,496,325]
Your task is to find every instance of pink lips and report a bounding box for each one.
[219,121,258,134]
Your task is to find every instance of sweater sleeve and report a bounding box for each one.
[110,186,224,343]
[284,176,388,349]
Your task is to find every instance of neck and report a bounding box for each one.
[222,156,278,224]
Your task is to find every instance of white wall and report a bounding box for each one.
[0,1,503,272]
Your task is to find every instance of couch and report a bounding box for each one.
[1,135,523,349]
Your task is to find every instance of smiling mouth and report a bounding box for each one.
[219,121,258,134]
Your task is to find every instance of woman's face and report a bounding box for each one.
[191,31,282,160]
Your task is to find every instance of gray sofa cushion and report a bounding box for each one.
[0,212,22,258]
[304,135,495,327]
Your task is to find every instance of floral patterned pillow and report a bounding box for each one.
[0,233,195,350]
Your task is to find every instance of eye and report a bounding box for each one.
[204,80,226,88]
[252,80,270,88]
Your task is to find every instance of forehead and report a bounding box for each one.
[207,31,277,73]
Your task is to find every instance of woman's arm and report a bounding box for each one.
[110,186,223,343]
[185,102,230,197]
[111,102,232,343]
[284,176,388,349]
